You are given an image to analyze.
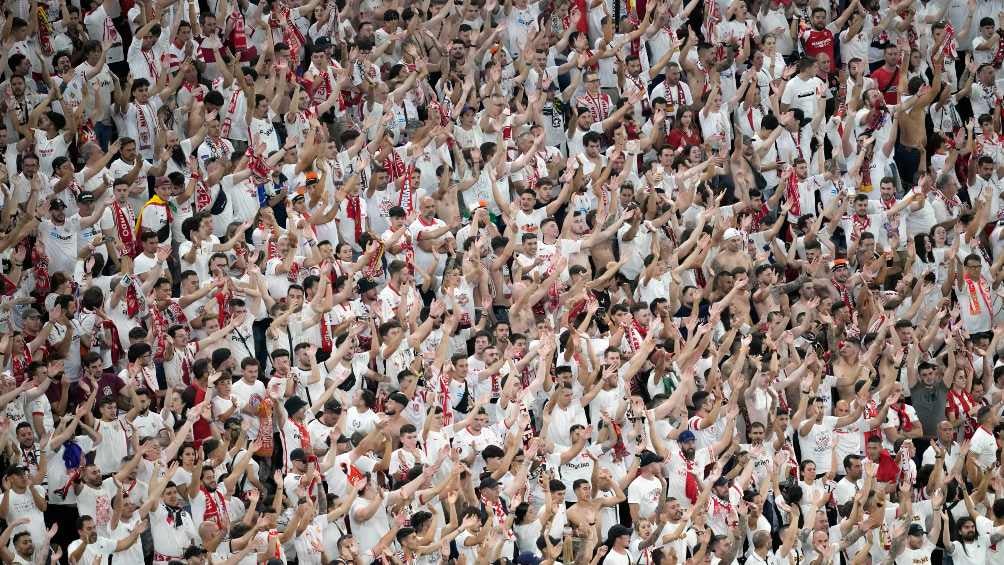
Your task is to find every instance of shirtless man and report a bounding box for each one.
[896,54,944,187]
[711,228,754,276]
[557,211,629,276]
[752,264,808,321]
[566,469,626,538]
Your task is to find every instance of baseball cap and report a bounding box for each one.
[723,227,741,240]
[49,198,67,210]
[639,450,664,467]
[831,258,849,271]
[908,524,925,537]
[289,448,308,462]
[77,191,95,204]
[284,396,308,416]
[516,553,542,565]
[678,430,697,443]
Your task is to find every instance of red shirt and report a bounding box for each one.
[800,27,836,71]
[667,127,703,150]
[870,65,901,105]
[183,383,212,447]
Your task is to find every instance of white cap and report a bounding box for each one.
[724,227,742,240]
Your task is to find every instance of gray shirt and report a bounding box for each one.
[910,382,949,438]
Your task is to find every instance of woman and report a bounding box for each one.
[172,443,200,499]
[437,264,477,329]
[666,107,702,150]
[796,453,837,517]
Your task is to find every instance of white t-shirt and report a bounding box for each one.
[627,474,662,520]
[781,75,825,115]
[799,416,838,474]
[76,477,119,536]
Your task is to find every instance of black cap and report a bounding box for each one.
[639,450,664,467]
[3,466,27,477]
[908,524,925,536]
[49,198,67,209]
[289,448,308,462]
[77,191,95,203]
[314,37,332,50]
[284,396,308,416]
[323,399,342,413]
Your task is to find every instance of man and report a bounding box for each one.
[40,196,106,276]
[566,472,625,536]
[968,406,999,476]
[870,43,903,106]
[780,57,824,115]
[834,454,864,506]
[67,515,147,565]
[408,196,456,288]
[953,254,1000,334]
[627,450,664,522]
[189,445,256,532]
[0,467,46,549]
[899,517,943,565]
[921,420,960,471]
[795,396,863,476]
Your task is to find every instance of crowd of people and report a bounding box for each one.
[0,0,1003,561]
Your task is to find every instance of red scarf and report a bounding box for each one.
[964,274,992,315]
[750,205,768,230]
[346,195,363,243]
[851,213,870,235]
[383,151,407,181]
[480,493,515,540]
[622,320,642,352]
[992,31,1004,68]
[832,277,853,307]
[29,243,50,297]
[194,176,212,212]
[397,165,417,214]
[200,485,231,532]
[892,402,913,432]
[251,393,274,456]
[578,91,610,122]
[785,172,801,216]
[220,88,242,138]
[133,102,153,151]
[272,3,305,68]
[319,312,332,352]
[438,371,453,426]
[112,201,139,256]
[226,9,249,55]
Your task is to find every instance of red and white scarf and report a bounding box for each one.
[785,171,801,216]
[345,194,364,243]
[133,102,153,151]
[964,274,992,315]
[578,91,610,122]
[480,493,515,540]
[112,201,138,256]
[200,486,231,532]
[397,165,417,214]
[220,88,242,138]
